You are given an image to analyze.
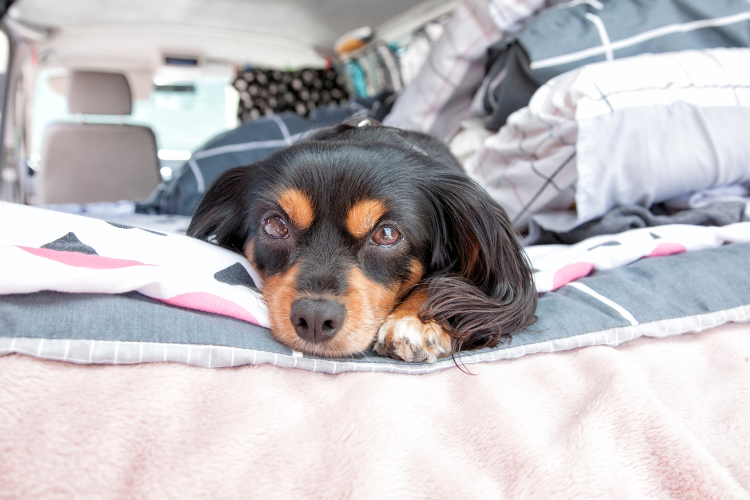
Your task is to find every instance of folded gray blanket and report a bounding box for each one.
[531,202,748,245]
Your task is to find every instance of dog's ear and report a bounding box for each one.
[187,166,256,253]
[419,174,537,351]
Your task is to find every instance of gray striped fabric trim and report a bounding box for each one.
[3,304,748,374]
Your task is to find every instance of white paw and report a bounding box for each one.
[374,314,452,363]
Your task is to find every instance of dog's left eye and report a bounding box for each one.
[372,225,401,246]
[264,216,289,239]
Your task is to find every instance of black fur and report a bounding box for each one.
[188,122,537,354]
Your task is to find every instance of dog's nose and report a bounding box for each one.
[290,299,346,344]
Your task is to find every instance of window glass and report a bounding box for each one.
[0,29,11,202]
[0,29,8,124]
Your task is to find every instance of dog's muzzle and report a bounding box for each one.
[290,298,346,344]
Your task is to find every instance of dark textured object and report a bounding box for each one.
[233,68,350,122]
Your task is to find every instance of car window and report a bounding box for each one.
[30,70,238,180]
[0,29,8,117]
[0,29,11,201]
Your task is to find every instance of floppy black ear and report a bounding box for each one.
[419,173,537,350]
[187,166,256,254]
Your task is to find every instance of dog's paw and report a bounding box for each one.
[374,314,452,363]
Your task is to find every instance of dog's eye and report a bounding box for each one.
[372,226,401,246]
[264,216,289,239]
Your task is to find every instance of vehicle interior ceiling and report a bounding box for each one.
[0,0,457,205]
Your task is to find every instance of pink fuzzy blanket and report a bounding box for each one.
[1,322,749,499]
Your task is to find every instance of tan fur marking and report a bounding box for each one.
[463,233,480,276]
[277,188,314,230]
[263,264,399,358]
[243,240,258,275]
[397,259,424,300]
[337,267,399,355]
[263,264,301,352]
[345,199,387,239]
[391,288,429,319]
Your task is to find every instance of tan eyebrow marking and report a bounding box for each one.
[346,199,387,239]
[277,188,314,230]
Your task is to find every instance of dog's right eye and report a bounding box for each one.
[263,216,289,239]
[372,225,401,246]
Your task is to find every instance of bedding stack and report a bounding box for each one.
[385,0,750,244]
[465,47,750,239]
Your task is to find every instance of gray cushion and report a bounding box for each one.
[1,243,749,374]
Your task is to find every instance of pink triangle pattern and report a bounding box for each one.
[19,246,149,270]
[552,262,595,291]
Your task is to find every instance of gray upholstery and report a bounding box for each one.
[67,71,132,115]
[39,71,161,204]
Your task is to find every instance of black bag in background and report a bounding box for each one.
[480,41,539,132]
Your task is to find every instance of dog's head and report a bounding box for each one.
[188,123,536,357]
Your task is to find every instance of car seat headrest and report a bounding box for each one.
[67,71,133,115]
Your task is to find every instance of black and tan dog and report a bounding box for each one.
[188,119,536,363]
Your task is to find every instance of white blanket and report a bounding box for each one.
[0,202,268,327]
[3,202,750,332]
